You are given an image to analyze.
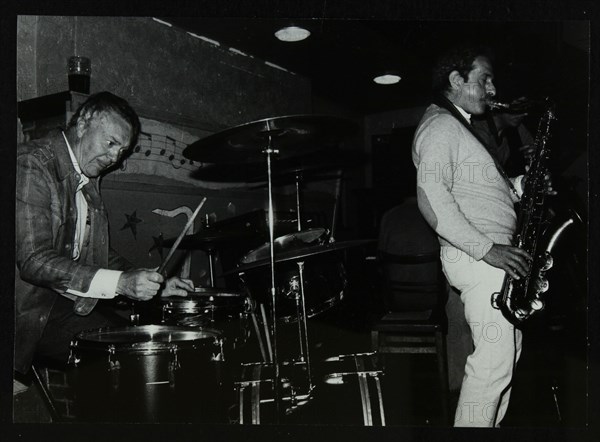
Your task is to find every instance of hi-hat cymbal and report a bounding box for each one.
[222,239,375,275]
[162,229,257,250]
[183,115,358,164]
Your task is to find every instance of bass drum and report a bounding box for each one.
[238,228,347,323]
[69,325,231,423]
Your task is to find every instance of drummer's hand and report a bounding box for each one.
[117,269,164,301]
[161,277,194,297]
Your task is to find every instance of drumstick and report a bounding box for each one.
[158,197,207,275]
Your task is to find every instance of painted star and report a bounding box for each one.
[121,210,143,240]
[149,233,165,259]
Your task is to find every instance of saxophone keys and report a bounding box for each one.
[536,277,550,293]
[530,298,545,311]
[541,252,554,271]
[491,292,501,309]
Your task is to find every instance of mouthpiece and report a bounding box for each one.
[485,98,510,110]
[485,97,547,114]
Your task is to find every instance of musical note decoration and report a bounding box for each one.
[128,130,197,172]
[121,210,143,240]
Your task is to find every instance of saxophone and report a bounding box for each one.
[490,99,558,326]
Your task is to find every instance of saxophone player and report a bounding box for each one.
[412,45,533,427]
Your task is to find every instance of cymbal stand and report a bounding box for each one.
[249,306,269,362]
[329,169,343,242]
[295,261,313,390]
[202,215,217,288]
[206,247,216,287]
[295,172,303,232]
[263,130,282,420]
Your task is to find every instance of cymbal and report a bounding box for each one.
[183,115,358,164]
[190,149,369,183]
[222,239,376,275]
[162,229,257,250]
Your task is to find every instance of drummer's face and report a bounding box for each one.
[76,110,133,178]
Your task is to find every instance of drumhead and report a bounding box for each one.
[74,325,221,351]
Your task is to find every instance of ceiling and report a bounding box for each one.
[162,18,587,115]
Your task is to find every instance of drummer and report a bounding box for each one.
[15,92,194,383]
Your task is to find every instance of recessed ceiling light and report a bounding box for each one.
[274,26,311,42]
[373,74,401,85]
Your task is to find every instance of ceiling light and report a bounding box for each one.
[274,26,311,42]
[373,73,401,85]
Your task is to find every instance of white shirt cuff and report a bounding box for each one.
[66,269,123,299]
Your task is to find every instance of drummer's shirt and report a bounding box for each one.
[63,132,122,299]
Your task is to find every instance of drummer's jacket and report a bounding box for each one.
[15,130,132,374]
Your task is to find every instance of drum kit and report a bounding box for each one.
[69,115,385,425]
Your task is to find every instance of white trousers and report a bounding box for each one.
[440,246,522,427]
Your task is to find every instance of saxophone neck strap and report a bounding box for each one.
[432,94,519,197]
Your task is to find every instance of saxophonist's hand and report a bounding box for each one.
[521,172,557,195]
[483,244,532,280]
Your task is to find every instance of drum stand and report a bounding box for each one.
[262,132,283,419]
[251,150,350,417]
[294,261,313,390]
[259,135,328,419]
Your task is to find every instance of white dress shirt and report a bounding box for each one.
[62,132,123,299]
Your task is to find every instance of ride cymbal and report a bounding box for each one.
[183,115,358,164]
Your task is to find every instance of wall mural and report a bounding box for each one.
[109,117,248,190]
[120,210,143,240]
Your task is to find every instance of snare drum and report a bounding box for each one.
[159,287,251,350]
[160,287,247,323]
[69,325,231,423]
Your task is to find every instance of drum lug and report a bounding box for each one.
[108,345,120,390]
[211,338,225,362]
[68,340,80,367]
[169,345,180,388]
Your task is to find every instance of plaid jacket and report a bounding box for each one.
[15,130,130,374]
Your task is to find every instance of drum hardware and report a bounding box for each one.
[317,352,386,426]
[250,307,269,362]
[167,345,180,386]
[234,361,314,424]
[232,235,373,399]
[260,303,273,362]
[184,115,358,420]
[329,169,343,241]
[129,308,140,326]
[208,247,216,287]
[203,214,217,287]
[296,261,313,389]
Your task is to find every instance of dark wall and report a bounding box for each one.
[17,16,311,130]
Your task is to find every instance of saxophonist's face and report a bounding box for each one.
[454,56,496,115]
